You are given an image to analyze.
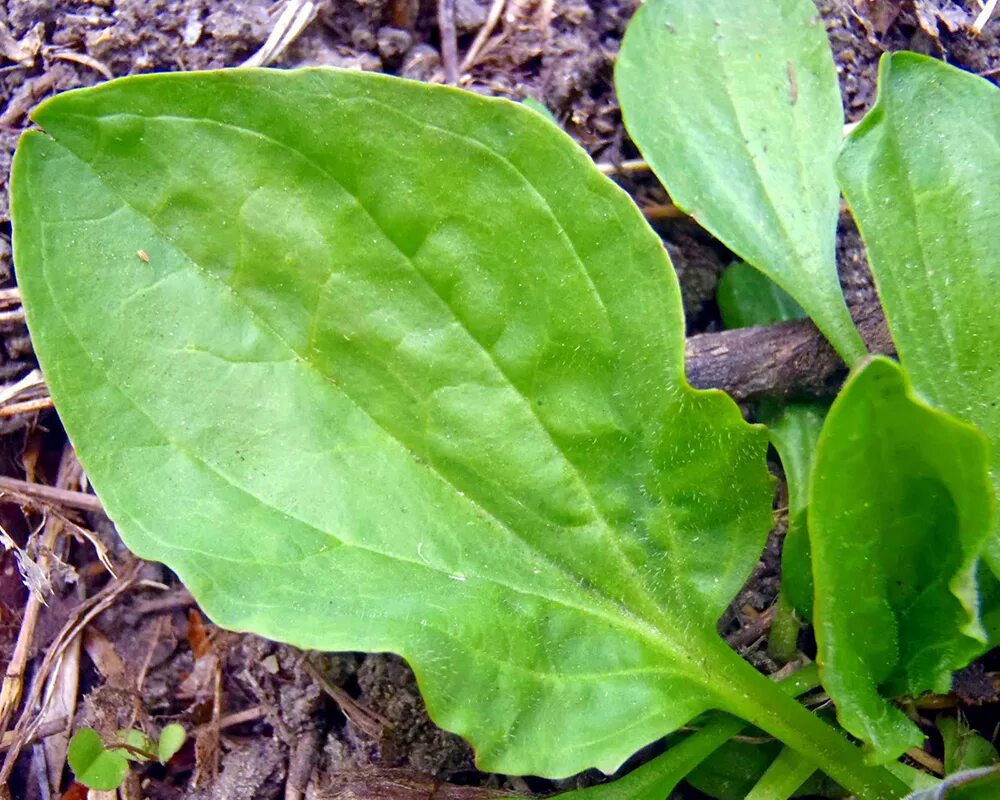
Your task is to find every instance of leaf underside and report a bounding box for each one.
[616,0,865,363]
[11,69,773,778]
[838,53,1000,577]
[809,357,994,762]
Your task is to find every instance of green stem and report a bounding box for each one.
[553,664,822,800]
[705,639,911,800]
[745,746,816,800]
[560,714,746,799]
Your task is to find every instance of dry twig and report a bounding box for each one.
[974,0,1000,34]
[302,658,391,737]
[241,0,317,68]
[685,293,892,400]
[0,475,103,514]
[0,562,141,788]
[0,450,81,737]
[596,158,651,176]
[0,397,53,418]
[46,49,113,80]
[460,0,506,72]
[438,0,459,84]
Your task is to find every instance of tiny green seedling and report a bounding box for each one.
[67,724,185,791]
[10,0,1000,798]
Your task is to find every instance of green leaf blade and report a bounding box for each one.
[717,262,806,330]
[837,53,1000,574]
[157,723,186,764]
[809,357,995,761]
[12,69,774,778]
[938,717,999,775]
[616,0,865,362]
[68,728,129,791]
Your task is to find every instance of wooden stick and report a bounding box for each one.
[438,0,459,84]
[685,297,892,401]
[0,475,104,513]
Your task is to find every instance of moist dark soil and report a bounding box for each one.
[1,2,999,799]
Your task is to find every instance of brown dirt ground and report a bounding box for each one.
[0,1,999,798]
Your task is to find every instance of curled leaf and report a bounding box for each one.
[810,357,995,761]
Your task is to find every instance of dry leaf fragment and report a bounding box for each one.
[852,0,904,37]
[0,525,51,602]
[0,21,43,66]
[914,0,972,37]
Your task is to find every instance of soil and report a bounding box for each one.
[1,1,999,799]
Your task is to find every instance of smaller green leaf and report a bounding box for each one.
[118,728,154,762]
[158,723,187,763]
[938,717,1000,775]
[837,53,1000,577]
[68,727,129,791]
[810,357,995,762]
[717,263,806,330]
[520,96,558,124]
[617,0,865,362]
[687,737,846,800]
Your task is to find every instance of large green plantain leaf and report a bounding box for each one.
[616,0,866,363]
[809,357,994,762]
[11,69,776,778]
[838,53,1000,575]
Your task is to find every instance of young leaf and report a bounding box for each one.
[67,728,129,791]
[937,717,999,775]
[616,0,866,362]
[157,723,186,764]
[11,68,776,779]
[118,728,154,762]
[688,733,847,800]
[837,53,1000,576]
[716,262,806,330]
[809,357,995,761]
[520,96,558,124]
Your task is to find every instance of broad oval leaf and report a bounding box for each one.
[809,357,995,762]
[67,728,129,791]
[11,69,775,778]
[837,53,1000,576]
[616,0,866,363]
